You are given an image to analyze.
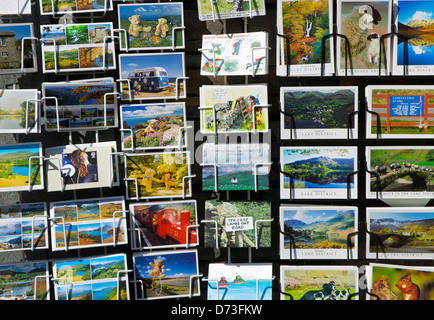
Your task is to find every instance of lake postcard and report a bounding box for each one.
[280,146,357,199]
[207,263,272,300]
[0,89,39,133]
[0,143,43,192]
[133,249,200,300]
[279,206,358,259]
[366,207,434,259]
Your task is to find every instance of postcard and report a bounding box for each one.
[41,22,116,73]
[204,200,271,248]
[197,0,266,21]
[366,146,434,199]
[280,205,358,259]
[199,84,268,134]
[0,142,44,192]
[118,2,184,51]
[119,52,186,100]
[280,146,358,199]
[276,0,334,76]
[52,254,129,300]
[202,143,270,192]
[280,86,358,139]
[200,32,268,76]
[0,261,50,300]
[365,263,434,300]
[129,200,198,250]
[393,0,434,75]
[280,265,358,300]
[207,263,272,300]
[0,202,47,252]
[45,141,119,192]
[42,81,118,132]
[120,102,186,151]
[40,0,113,15]
[133,249,200,300]
[0,89,39,134]
[366,85,434,139]
[49,196,127,251]
[124,151,192,200]
[0,23,37,74]
[0,0,32,15]
[337,0,391,76]
[366,207,434,259]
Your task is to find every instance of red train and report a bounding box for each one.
[135,207,198,245]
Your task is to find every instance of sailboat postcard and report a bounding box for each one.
[197,0,266,21]
[207,263,273,300]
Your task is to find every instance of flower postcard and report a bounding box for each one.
[280,146,358,199]
[0,89,39,134]
[202,143,270,192]
[197,0,266,21]
[366,207,434,259]
[133,249,200,300]
[276,0,333,76]
[204,200,272,248]
[199,84,268,134]
[280,265,358,300]
[0,261,50,300]
[0,0,32,15]
[52,254,129,300]
[120,102,186,151]
[124,151,191,200]
[119,52,186,100]
[280,86,358,139]
[40,0,113,15]
[0,23,37,74]
[365,263,434,300]
[118,2,184,51]
[337,0,391,76]
[129,200,198,250]
[200,32,269,76]
[279,205,358,259]
[366,85,434,139]
[207,263,273,300]
[0,202,47,252]
[50,196,127,251]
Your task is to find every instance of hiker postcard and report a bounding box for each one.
[201,143,270,192]
[366,207,434,260]
[199,84,268,134]
[365,263,434,300]
[119,52,186,100]
[129,200,198,250]
[0,202,48,252]
[42,82,117,132]
[120,102,186,151]
[40,0,113,15]
[280,146,358,199]
[0,89,39,134]
[366,145,434,199]
[203,200,272,248]
[52,253,129,300]
[124,151,192,200]
[50,196,127,251]
[366,85,434,139]
[207,263,273,300]
[279,205,358,259]
[336,0,391,76]
[280,265,358,300]
[133,249,200,300]
[200,32,269,76]
[197,0,266,21]
[276,0,333,76]
[280,86,358,139]
[118,2,184,51]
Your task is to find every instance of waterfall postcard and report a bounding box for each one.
[197,0,266,21]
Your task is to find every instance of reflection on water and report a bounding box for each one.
[284,171,354,189]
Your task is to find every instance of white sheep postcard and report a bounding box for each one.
[337,0,392,76]
[276,0,334,77]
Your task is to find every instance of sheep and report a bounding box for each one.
[341,4,382,59]
[367,32,380,64]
